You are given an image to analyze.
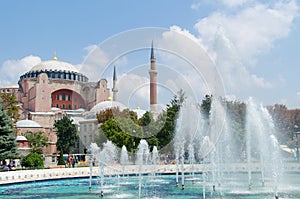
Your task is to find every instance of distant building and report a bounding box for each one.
[1,43,158,155]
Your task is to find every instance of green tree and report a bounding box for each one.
[156,91,184,149]
[97,91,184,152]
[0,93,20,122]
[0,100,18,161]
[100,117,142,152]
[26,131,49,154]
[54,116,78,154]
[96,107,138,124]
[21,152,44,169]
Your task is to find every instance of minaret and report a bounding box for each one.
[112,65,118,101]
[149,41,158,115]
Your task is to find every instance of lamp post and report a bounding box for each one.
[132,129,136,150]
[89,153,93,191]
[294,131,300,162]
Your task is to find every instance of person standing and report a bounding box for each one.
[72,156,75,168]
[67,155,71,168]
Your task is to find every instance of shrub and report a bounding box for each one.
[21,152,44,169]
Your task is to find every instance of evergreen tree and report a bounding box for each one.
[156,91,185,149]
[0,100,18,161]
[54,116,78,154]
[57,150,66,166]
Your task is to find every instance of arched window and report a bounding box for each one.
[27,131,33,136]
[21,112,26,119]
[62,92,66,101]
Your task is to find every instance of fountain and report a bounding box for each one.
[2,98,300,199]
[136,139,150,199]
[170,96,288,198]
[120,145,129,178]
[246,97,284,195]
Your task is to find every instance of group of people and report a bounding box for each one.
[0,160,16,171]
[66,155,77,168]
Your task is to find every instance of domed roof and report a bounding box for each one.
[132,108,147,119]
[86,101,127,119]
[16,136,27,141]
[16,120,42,128]
[29,59,79,73]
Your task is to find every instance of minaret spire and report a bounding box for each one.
[149,41,158,117]
[53,51,57,60]
[112,65,118,101]
[150,40,155,60]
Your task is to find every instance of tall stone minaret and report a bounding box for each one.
[149,41,158,115]
[112,65,118,101]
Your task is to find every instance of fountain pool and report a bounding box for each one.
[1,172,300,199]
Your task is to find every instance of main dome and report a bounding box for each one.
[29,59,79,73]
[19,57,88,83]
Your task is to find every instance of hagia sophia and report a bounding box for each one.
[0,43,158,158]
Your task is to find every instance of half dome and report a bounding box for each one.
[16,135,28,141]
[16,120,42,128]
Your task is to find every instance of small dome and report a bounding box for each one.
[87,101,127,119]
[16,120,41,128]
[29,59,79,73]
[16,136,27,141]
[132,109,147,119]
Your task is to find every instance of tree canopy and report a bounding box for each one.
[54,116,78,154]
[0,93,20,122]
[96,91,184,152]
[26,131,49,154]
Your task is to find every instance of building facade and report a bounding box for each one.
[1,43,158,155]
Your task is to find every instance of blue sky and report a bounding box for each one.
[0,0,299,109]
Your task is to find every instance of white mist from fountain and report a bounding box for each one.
[136,139,150,199]
[188,143,195,183]
[209,99,227,189]
[152,146,159,177]
[174,97,202,190]
[120,145,129,178]
[199,136,214,199]
[88,143,100,191]
[246,98,283,195]
[89,140,118,197]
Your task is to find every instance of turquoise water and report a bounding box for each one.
[1,173,300,198]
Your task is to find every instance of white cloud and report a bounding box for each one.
[159,26,227,97]
[297,92,300,99]
[191,2,202,10]
[195,0,299,65]
[222,0,248,7]
[117,73,149,109]
[80,45,110,81]
[0,55,41,87]
[193,0,298,93]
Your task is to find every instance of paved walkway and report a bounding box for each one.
[1,163,300,185]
